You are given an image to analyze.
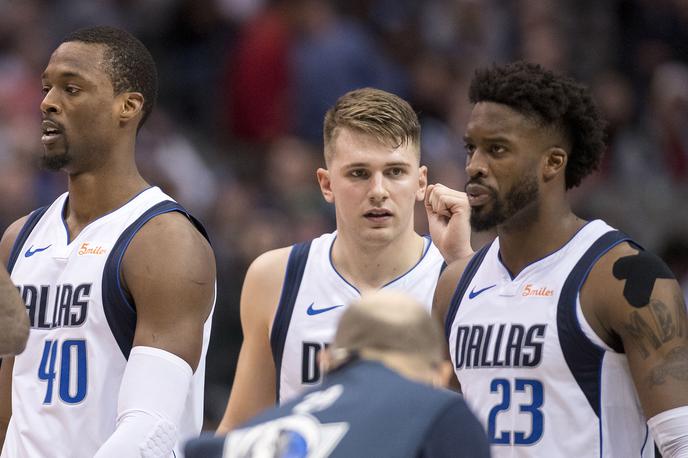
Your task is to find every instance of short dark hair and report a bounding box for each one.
[63,26,158,129]
[469,61,606,189]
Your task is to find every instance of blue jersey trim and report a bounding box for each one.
[444,243,491,340]
[7,206,50,272]
[270,240,311,403]
[328,235,433,294]
[498,219,598,280]
[60,186,154,244]
[101,200,209,359]
[556,230,632,425]
[639,424,649,456]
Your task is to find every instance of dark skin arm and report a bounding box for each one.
[432,256,473,392]
[0,215,30,447]
[121,211,215,371]
[581,242,688,418]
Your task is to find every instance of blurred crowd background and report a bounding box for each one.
[0,0,687,428]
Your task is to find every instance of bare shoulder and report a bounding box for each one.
[122,211,216,316]
[583,241,684,349]
[124,211,215,275]
[0,215,31,265]
[432,255,473,324]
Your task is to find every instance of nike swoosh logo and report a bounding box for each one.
[24,244,52,258]
[307,303,345,316]
[468,284,497,299]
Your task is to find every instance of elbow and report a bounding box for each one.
[1,314,29,356]
[13,318,29,355]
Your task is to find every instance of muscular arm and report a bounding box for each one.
[0,216,31,448]
[124,212,215,369]
[432,258,471,392]
[95,211,215,456]
[216,248,290,434]
[582,243,688,417]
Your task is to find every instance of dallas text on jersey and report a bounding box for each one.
[19,283,92,329]
[454,324,547,369]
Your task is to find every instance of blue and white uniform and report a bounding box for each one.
[271,232,444,403]
[445,219,653,457]
[185,360,490,458]
[2,187,213,458]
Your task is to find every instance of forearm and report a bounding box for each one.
[94,346,192,457]
[648,406,688,458]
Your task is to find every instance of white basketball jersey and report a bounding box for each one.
[271,232,444,403]
[2,187,213,458]
[446,220,653,457]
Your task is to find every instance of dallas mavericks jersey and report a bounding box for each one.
[2,187,213,458]
[445,220,653,457]
[271,232,444,403]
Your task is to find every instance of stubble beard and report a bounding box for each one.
[41,150,72,171]
[469,173,540,232]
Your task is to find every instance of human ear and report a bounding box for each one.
[543,147,567,182]
[416,165,428,201]
[317,168,334,203]
[119,92,144,124]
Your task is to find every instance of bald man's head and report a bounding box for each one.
[326,290,447,384]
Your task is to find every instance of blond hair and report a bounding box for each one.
[329,290,444,372]
[323,88,421,164]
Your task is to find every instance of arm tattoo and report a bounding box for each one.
[646,346,688,387]
[622,297,687,360]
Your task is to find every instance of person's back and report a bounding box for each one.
[191,290,490,458]
[190,360,488,458]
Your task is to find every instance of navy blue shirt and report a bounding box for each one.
[187,360,489,457]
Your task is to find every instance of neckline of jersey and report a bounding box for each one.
[328,233,433,295]
[496,219,599,281]
[60,186,155,245]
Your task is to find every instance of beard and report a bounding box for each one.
[469,173,539,231]
[41,151,71,171]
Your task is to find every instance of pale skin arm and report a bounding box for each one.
[425,184,473,264]
[216,247,290,434]
[582,243,688,419]
[0,216,30,448]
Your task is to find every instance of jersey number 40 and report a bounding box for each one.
[38,339,87,404]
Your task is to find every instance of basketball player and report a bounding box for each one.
[0,26,215,457]
[217,88,473,432]
[435,61,688,457]
[188,290,490,458]
[0,267,29,356]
